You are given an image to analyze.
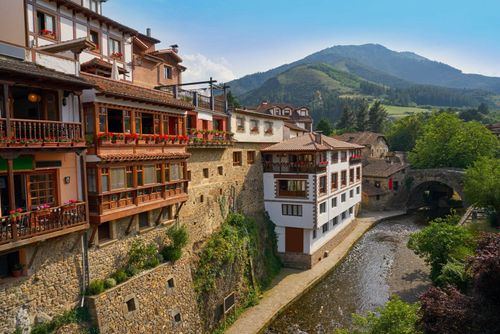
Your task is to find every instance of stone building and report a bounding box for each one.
[334,131,389,158]
[262,133,363,269]
[361,157,408,211]
[255,102,313,132]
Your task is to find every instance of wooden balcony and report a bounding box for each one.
[349,156,362,164]
[172,88,225,113]
[263,161,328,174]
[88,181,188,224]
[0,118,84,148]
[0,202,88,251]
[187,129,233,147]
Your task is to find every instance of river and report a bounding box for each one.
[264,213,431,334]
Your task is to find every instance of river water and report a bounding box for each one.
[264,214,431,334]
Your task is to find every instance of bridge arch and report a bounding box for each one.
[405,169,465,210]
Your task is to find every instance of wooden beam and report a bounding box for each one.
[87,225,98,247]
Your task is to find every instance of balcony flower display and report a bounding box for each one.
[318,160,329,166]
[36,204,51,211]
[40,29,56,39]
[250,127,258,133]
[265,128,273,135]
[111,52,123,59]
[125,133,138,144]
[9,208,23,220]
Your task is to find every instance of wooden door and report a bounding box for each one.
[285,227,304,253]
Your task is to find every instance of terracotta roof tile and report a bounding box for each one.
[81,58,128,74]
[362,158,408,177]
[98,152,190,162]
[334,132,386,147]
[81,73,194,110]
[261,133,364,152]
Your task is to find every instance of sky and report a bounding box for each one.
[104,0,500,83]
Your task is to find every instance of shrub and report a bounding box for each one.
[104,278,117,289]
[166,225,188,248]
[111,270,129,284]
[87,279,105,295]
[127,239,158,272]
[161,245,182,262]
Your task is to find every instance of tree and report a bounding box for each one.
[227,91,241,108]
[385,113,426,152]
[355,102,369,131]
[477,102,489,115]
[464,157,500,226]
[315,118,334,135]
[337,106,356,131]
[419,233,500,334]
[335,296,422,334]
[407,215,476,283]
[368,100,388,133]
[409,112,499,168]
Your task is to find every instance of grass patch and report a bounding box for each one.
[383,104,431,118]
[28,307,98,334]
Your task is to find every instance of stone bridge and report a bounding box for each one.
[400,168,466,209]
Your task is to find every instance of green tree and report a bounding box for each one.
[464,157,500,226]
[227,91,241,108]
[386,113,426,152]
[409,112,499,168]
[368,100,388,133]
[355,102,369,131]
[315,118,334,135]
[407,217,476,283]
[337,106,356,131]
[335,296,422,334]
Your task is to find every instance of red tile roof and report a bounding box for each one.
[334,132,387,147]
[81,58,128,75]
[261,133,363,152]
[362,158,408,178]
[98,152,190,162]
[81,73,194,110]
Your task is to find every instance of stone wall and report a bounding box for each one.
[86,256,202,334]
[0,233,84,333]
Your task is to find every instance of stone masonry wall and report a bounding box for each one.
[86,256,202,334]
[0,233,84,333]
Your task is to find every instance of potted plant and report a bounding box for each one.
[11,263,24,278]
[125,133,138,144]
[9,208,23,223]
[111,133,124,144]
[98,132,112,144]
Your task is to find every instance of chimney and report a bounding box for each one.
[314,131,323,144]
[146,28,151,37]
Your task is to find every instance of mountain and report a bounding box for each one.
[229,44,500,96]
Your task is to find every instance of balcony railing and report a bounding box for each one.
[88,181,188,214]
[0,202,87,245]
[263,161,328,174]
[171,88,225,113]
[349,156,362,164]
[187,128,233,147]
[0,118,84,147]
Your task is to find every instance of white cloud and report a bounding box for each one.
[182,53,236,83]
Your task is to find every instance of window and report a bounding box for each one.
[236,117,244,132]
[349,168,355,184]
[164,66,172,80]
[278,180,306,197]
[356,167,361,180]
[332,197,337,207]
[322,223,329,233]
[374,181,381,188]
[319,176,327,194]
[98,222,112,243]
[139,212,150,229]
[331,172,338,190]
[126,298,137,313]
[89,30,100,50]
[0,251,21,278]
[331,151,339,164]
[393,181,399,191]
[264,121,273,135]
[109,38,121,57]
[37,11,56,39]
[233,152,242,166]
[29,173,56,208]
[110,168,126,190]
[342,211,346,220]
[88,168,97,193]
[319,202,326,213]
[101,168,110,192]
[169,163,184,181]
[89,0,99,12]
[332,216,338,226]
[203,168,209,178]
[356,186,360,194]
[167,277,175,288]
[137,166,143,186]
[350,189,354,198]
[349,207,353,215]
[341,193,346,202]
[282,204,303,216]
[341,170,347,187]
[162,206,173,221]
[250,119,259,133]
[376,195,380,200]
[99,108,107,133]
[217,166,223,175]
[173,312,182,323]
[143,165,156,184]
[247,151,255,164]
[340,151,347,162]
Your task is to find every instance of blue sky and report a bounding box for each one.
[104,0,500,82]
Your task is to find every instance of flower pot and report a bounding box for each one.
[11,270,22,278]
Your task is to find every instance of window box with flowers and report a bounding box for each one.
[98,133,112,144]
[110,52,123,60]
[250,127,259,134]
[42,137,58,147]
[58,137,71,146]
[318,160,329,166]
[40,29,56,39]
[125,133,138,144]
[264,128,273,135]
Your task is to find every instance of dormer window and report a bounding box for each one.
[37,11,56,39]
[300,109,308,116]
[164,66,172,80]
[90,0,99,13]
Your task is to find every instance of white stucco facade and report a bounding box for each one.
[231,109,285,143]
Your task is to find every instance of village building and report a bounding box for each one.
[261,133,363,269]
[284,121,309,139]
[255,102,313,132]
[334,131,389,158]
[486,123,500,139]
